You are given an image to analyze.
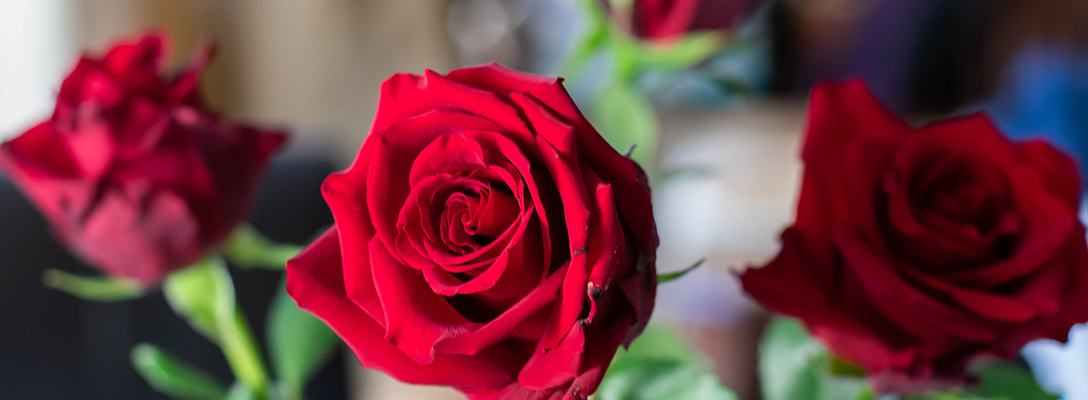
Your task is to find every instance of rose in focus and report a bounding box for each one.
[287,64,658,400]
[741,81,1088,389]
[0,34,286,283]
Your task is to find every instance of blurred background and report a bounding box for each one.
[3,0,1088,399]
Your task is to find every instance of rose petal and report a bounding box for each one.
[452,66,657,255]
[436,263,569,356]
[70,188,201,283]
[369,236,473,365]
[286,228,516,386]
[534,135,591,350]
[368,110,510,264]
[519,323,584,390]
[371,70,534,143]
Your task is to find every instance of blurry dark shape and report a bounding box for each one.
[771,0,1088,113]
[771,0,945,113]
[768,0,799,94]
[770,0,873,93]
[908,0,1002,114]
[0,155,343,400]
[911,0,1088,113]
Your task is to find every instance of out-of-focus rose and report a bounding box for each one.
[0,34,286,283]
[287,64,657,400]
[741,81,1088,390]
[631,0,762,40]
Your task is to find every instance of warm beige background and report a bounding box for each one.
[71,0,454,165]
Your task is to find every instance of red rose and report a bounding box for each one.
[740,81,1088,388]
[0,34,286,283]
[286,64,657,400]
[632,0,762,40]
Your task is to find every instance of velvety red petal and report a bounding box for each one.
[448,65,657,255]
[802,81,908,228]
[534,135,591,350]
[740,228,909,344]
[69,189,201,283]
[368,236,474,364]
[436,263,568,356]
[368,111,508,264]
[370,70,534,143]
[833,230,999,342]
[1015,140,1081,211]
[322,128,384,319]
[286,227,516,387]
[198,124,287,246]
[519,323,583,390]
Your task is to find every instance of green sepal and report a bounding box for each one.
[163,260,222,339]
[42,269,146,301]
[657,259,705,284]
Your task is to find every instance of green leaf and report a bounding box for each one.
[968,362,1057,400]
[610,326,704,368]
[268,276,340,400]
[130,343,229,400]
[599,360,737,400]
[759,318,870,400]
[593,84,658,167]
[599,325,737,400]
[760,318,820,400]
[657,259,705,284]
[223,225,302,270]
[41,269,146,301]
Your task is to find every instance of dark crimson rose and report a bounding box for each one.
[287,64,657,400]
[631,0,762,40]
[741,81,1088,388]
[0,34,286,283]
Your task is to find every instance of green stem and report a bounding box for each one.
[223,224,304,270]
[163,258,272,398]
[559,0,612,82]
[207,257,271,396]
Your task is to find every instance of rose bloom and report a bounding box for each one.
[287,64,658,400]
[631,0,762,40]
[0,34,286,283]
[741,81,1088,389]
